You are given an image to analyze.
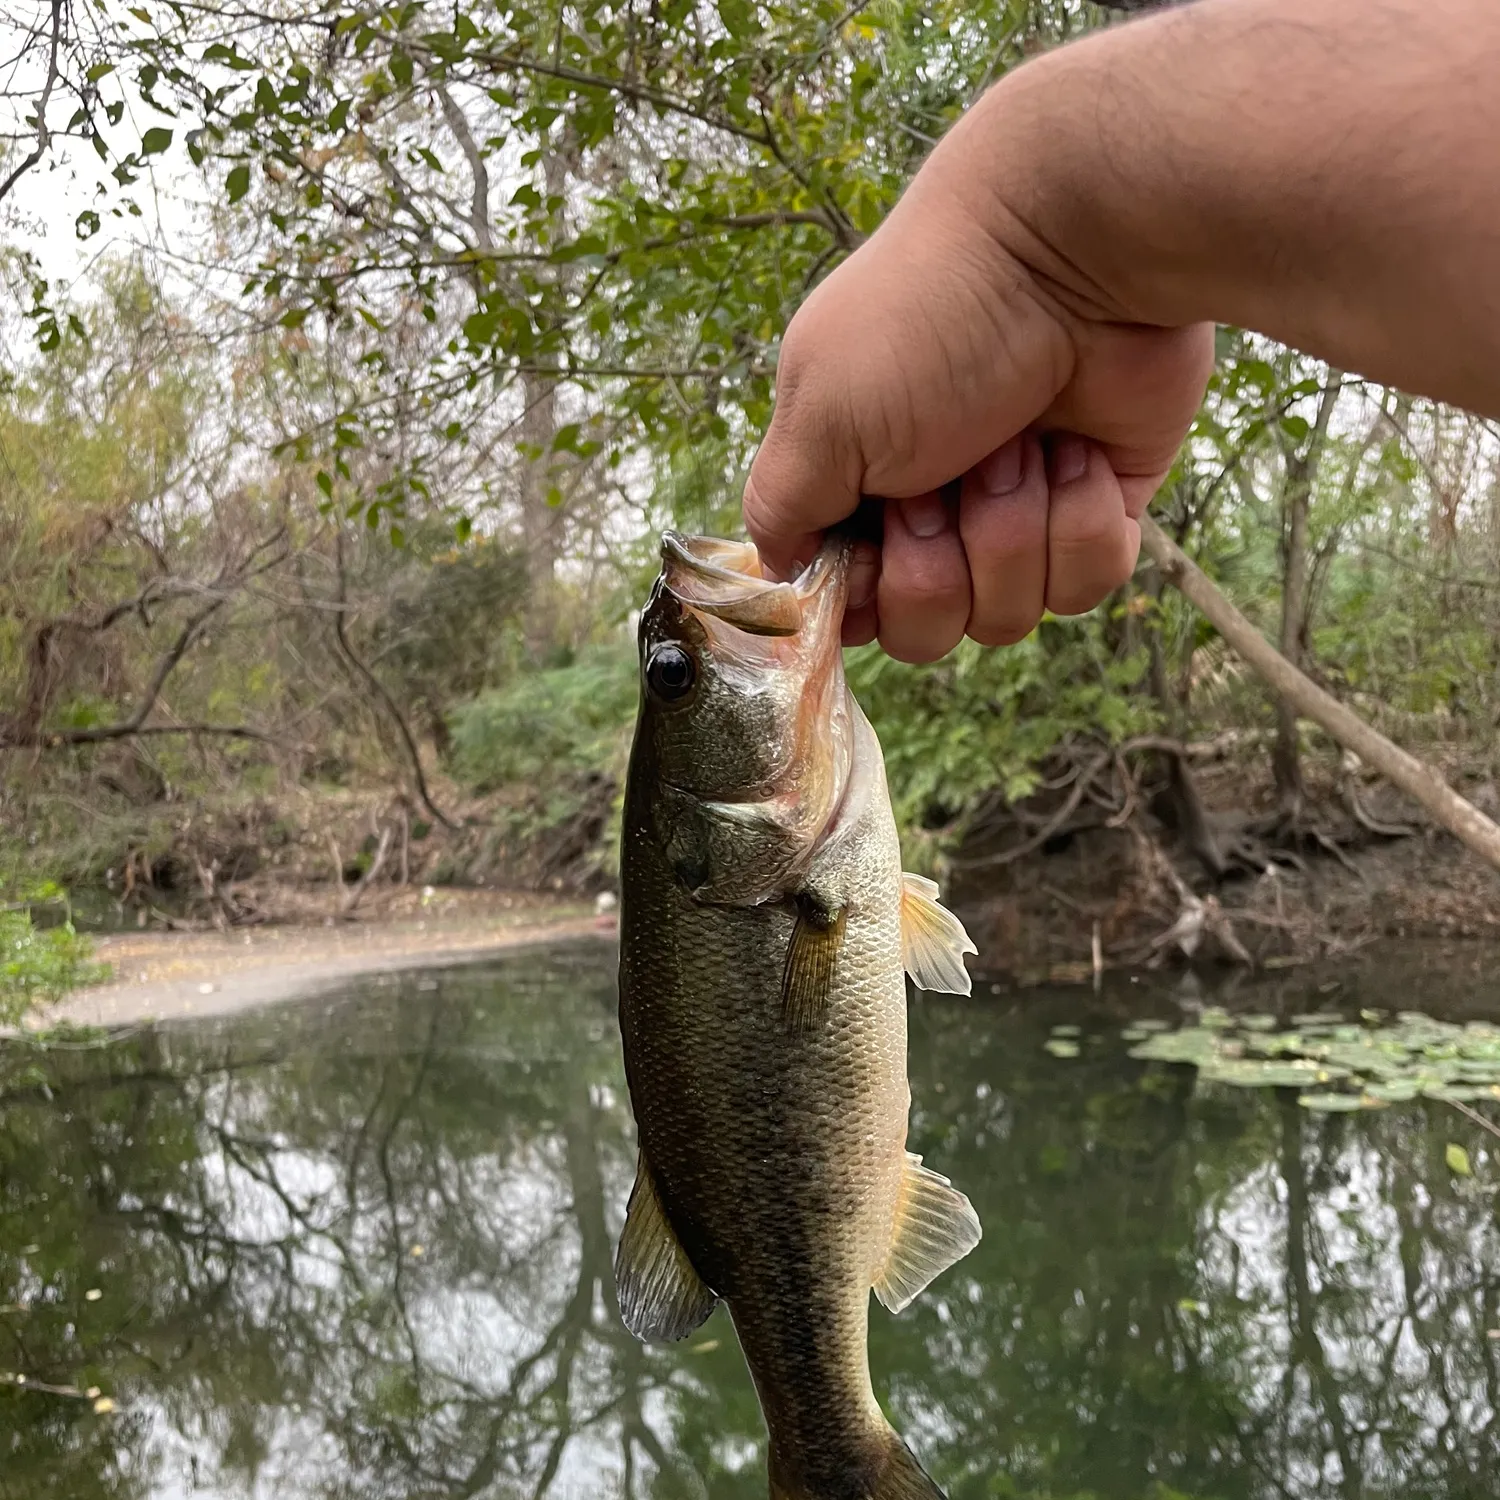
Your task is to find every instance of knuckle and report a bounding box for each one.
[1049,515,1122,563]
[889,568,963,609]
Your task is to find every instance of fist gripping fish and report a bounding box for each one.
[614,532,981,1500]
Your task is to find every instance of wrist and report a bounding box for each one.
[925,31,1191,334]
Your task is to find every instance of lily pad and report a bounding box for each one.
[1119,1004,1500,1118]
[1044,1038,1080,1059]
[1298,1092,1370,1112]
[1365,1078,1423,1103]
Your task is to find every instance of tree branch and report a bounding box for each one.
[0,0,64,205]
[43,722,301,747]
[451,45,774,151]
[1140,515,1500,872]
[433,84,494,253]
[332,529,457,830]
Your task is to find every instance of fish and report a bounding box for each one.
[614,530,982,1500]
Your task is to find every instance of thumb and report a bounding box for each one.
[743,339,865,577]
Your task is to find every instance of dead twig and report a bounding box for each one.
[1446,1097,1500,1143]
[340,826,394,918]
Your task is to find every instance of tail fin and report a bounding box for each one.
[767,1428,945,1500]
[871,1436,946,1500]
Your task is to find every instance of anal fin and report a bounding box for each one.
[900,873,976,996]
[873,1152,981,1314]
[780,900,846,1032]
[615,1153,718,1342]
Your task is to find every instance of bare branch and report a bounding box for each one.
[0,0,63,205]
[42,721,303,747]
[332,528,457,830]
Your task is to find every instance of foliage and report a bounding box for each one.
[849,610,1157,840]
[4,2,1500,899]
[5,1,1120,530]
[449,643,637,794]
[0,885,107,1027]
[448,644,638,876]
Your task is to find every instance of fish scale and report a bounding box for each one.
[615,532,981,1500]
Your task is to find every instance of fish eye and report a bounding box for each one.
[646,643,697,703]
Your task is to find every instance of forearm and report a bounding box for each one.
[920,0,1500,414]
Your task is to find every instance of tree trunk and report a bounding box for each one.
[516,140,573,661]
[518,368,561,660]
[1273,376,1342,815]
[1140,516,1500,873]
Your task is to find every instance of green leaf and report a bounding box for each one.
[391,49,414,88]
[203,41,255,71]
[1446,1143,1473,1177]
[86,62,116,82]
[315,471,334,499]
[141,127,172,156]
[463,309,500,344]
[226,164,250,203]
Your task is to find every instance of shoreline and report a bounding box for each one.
[42,898,613,1029]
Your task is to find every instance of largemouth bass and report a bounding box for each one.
[615,531,982,1500]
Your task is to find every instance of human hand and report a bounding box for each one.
[743,99,1213,660]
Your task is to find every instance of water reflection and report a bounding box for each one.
[2,945,1499,1499]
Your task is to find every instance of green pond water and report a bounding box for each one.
[3,942,1500,1500]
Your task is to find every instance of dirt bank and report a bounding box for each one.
[41,738,1500,1003]
[954,747,1500,982]
[49,892,612,1028]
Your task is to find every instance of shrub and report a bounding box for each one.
[0,884,109,1028]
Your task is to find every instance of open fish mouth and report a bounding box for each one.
[659,533,850,642]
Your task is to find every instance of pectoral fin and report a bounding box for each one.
[900,873,976,995]
[615,1154,718,1342]
[780,900,846,1032]
[873,1152,982,1314]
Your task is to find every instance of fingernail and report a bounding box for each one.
[847,542,878,609]
[899,492,949,538]
[976,437,1024,495]
[1048,434,1089,487]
